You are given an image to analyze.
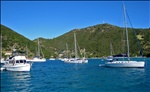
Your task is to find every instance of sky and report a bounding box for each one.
[1,1,149,40]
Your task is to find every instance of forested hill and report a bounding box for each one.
[1,24,37,58]
[1,23,150,58]
[40,23,150,58]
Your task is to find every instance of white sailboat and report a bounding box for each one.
[28,38,46,62]
[105,42,114,61]
[49,56,55,60]
[49,49,56,60]
[61,43,69,62]
[64,32,88,63]
[3,50,32,71]
[82,48,88,63]
[105,4,145,68]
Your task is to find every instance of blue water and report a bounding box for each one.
[1,58,150,92]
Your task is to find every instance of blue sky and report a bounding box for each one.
[1,1,149,40]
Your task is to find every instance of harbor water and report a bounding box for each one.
[1,58,150,92]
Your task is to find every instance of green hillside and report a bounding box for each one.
[1,24,37,58]
[1,23,150,58]
[40,23,150,58]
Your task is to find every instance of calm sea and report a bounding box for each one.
[1,58,150,92]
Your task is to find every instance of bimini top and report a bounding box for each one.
[113,53,127,57]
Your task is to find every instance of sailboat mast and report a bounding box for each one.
[123,4,130,60]
[74,32,78,58]
[0,33,2,59]
[41,48,44,58]
[38,38,40,57]
[84,48,86,58]
[66,43,69,58]
[110,42,113,56]
[26,45,28,59]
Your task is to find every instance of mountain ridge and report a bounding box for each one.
[1,23,150,58]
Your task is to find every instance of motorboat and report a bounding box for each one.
[3,51,32,71]
[3,56,32,71]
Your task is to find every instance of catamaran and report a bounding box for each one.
[105,3,145,68]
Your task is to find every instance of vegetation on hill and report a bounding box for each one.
[1,23,150,58]
[1,25,37,58]
[40,23,150,58]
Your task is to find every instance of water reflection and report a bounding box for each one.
[2,72,33,92]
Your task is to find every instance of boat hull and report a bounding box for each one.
[64,60,82,63]
[105,61,145,68]
[82,59,88,63]
[3,64,31,71]
[64,59,88,63]
[0,60,8,64]
[27,58,46,62]
[49,58,55,60]
[105,56,113,61]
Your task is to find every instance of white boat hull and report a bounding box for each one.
[105,58,113,61]
[1,67,5,71]
[61,58,68,61]
[3,64,31,71]
[64,60,82,63]
[82,59,88,63]
[105,61,145,68]
[27,58,46,62]
[1,58,8,64]
[105,56,113,61]
[49,58,55,60]
[64,58,88,63]
[0,60,8,64]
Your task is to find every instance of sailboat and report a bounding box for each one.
[105,3,145,68]
[82,48,88,63]
[105,42,114,61]
[61,43,70,62]
[49,57,55,60]
[49,48,56,60]
[28,38,46,62]
[64,32,88,63]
